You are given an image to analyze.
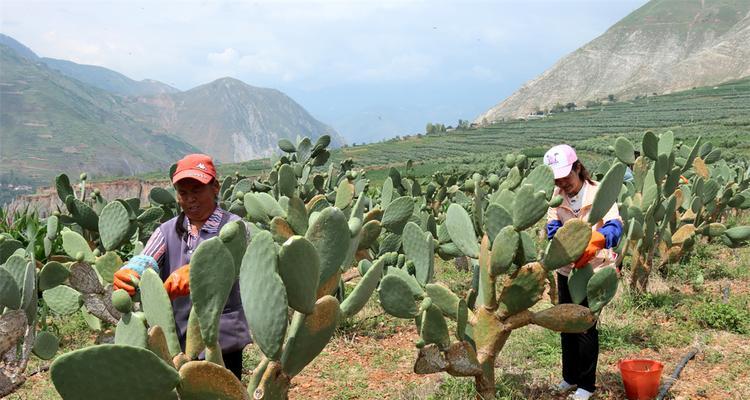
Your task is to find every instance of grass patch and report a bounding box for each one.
[690,297,750,334]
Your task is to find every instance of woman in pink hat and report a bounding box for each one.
[543,144,623,400]
[114,154,251,380]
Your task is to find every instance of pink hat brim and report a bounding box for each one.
[552,164,573,180]
[172,169,213,184]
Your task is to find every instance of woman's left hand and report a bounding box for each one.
[574,231,606,268]
[164,264,191,300]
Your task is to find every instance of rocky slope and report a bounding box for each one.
[477,0,750,122]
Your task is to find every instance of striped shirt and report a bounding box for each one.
[142,206,226,265]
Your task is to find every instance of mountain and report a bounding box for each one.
[0,34,344,188]
[0,33,178,97]
[42,58,179,97]
[0,44,199,186]
[128,77,344,162]
[477,0,750,122]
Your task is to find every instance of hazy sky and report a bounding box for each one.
[0,0,648,143]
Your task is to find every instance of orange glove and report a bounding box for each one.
[574,231,606,269]
[113,269,140,296]
[164,264,191,300]
[680,175,689,184]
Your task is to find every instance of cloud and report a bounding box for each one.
[208,48,239,65]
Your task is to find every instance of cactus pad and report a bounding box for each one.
[278,236,320,315]
[483,203,513,246]
[340,258,385,318]
[512,184,548,231]
[304,207,350,290]
[282,295,341,377]
[115,311,148,348]
[382,196,414,234]
[139,269,181,356]
[490,226,519,276]
[498,262,546,317]
[99,201,133,251]
[402,222,435,285]
[379,274,420,318]
[586,267,618,313]
[420,304,450,349]
[33,330,60,360]
[43,285,83,315]
[614,137,635,165]
[531,304,596,332]
[69,262,104,294]
[445,204,479,258]
[178,360,250,400]
[0,267,21,309]
[50,344,180,400]
[588,162,626,224]
[568,264,594,304]
[61,230,95,263]
[543,219,592,271]
[425,283,460,320]
[190,237,236,346]
[239,231,288,361]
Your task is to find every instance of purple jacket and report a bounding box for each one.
[152,207,251,353]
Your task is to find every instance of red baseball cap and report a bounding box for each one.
[172,154,217,184]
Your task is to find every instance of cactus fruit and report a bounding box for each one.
[111,289,133,314]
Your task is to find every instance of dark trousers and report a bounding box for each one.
[224,350,244,380]
[557,273,598,393]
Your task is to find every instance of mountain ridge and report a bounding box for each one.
[0,34,344,187]
[476,0,750,122]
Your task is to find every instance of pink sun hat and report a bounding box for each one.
[543,144,578,179]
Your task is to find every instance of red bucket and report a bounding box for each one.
[618,359,664,400]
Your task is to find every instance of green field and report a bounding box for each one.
[131,76,750,187]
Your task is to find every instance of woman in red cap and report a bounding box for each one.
[543,144,623,400]
[114,154,251,379]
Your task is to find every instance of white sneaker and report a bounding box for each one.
[553,379,576,393]
[568,388,594,400]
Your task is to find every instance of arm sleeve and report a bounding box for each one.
[597,219,623,249]
[546,220,563,240]
[141,228,167,266]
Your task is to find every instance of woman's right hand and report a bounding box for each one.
[113,268,141,296]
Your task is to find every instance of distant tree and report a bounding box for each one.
[565,102,576,111]
[585,100,601,108]
[607,94,616,102]
[425,122,435,134]
[551,103,565,113]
